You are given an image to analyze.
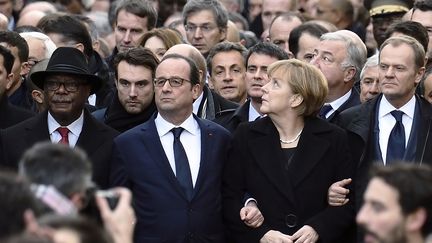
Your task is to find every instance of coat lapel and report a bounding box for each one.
[24,111,51,146]
[248,118,297,204]
[139,117,190,201]
[193,118,213,199]
[287,119,330,187]
[76,110,106,154]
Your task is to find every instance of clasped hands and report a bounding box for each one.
[259,226,319,243]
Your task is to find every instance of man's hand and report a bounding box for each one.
[328,178,352,206]
[240,201,264,228]
[292,225,318,243]
[260,230,293,243]
[96,187,135,243]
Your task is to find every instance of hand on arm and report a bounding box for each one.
[327,178,352,206]
[240,200,264,228]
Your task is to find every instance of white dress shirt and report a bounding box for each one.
[193,91,204,115]
[248,102,261,121]
[378,95,415,164]
[155,113,201,187]
[322,90,352,118]
[48,111,84,147]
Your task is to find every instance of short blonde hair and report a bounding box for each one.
[268,59,328,117]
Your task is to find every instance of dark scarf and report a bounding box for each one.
[105,94,156,133]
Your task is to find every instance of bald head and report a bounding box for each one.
[17,11,46,27]
[165,44,207,87]
[20,1,57,17]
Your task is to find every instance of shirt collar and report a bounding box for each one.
[155,113,199,137]
[325,89,352,110]
[248,101,261,121]
[379,95,416,119]
[48,111,84,136]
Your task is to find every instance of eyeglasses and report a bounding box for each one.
[153,77,191,87]
[45,81,86,92]
[184,24,217,34]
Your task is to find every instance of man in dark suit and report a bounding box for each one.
[0,47,119,189]
[110,54,232,242]
[332,36,432,209]
[311,30,367,122]
[219,42,288,133]
[0,45,33,129]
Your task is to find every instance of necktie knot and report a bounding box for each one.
[56,127,70,145]
[319,104,332,119]
[172,127,184,139]
[391,110,404,122]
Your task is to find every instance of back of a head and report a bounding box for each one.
[19,142,93,198]
[0,172,38,240]
[37,14,93,59]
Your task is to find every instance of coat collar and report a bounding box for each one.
[248,117,332,203]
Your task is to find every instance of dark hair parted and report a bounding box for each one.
[160,54,200,86]
[206,41,247,75]
[114,47,159,80]
[289,22,328,57]
[385,20,429,53]
[37,14,93,59]
[0,45,15,74]
[115,0,157,31]
[246,42,289,67]
[182,0,228,30]
[0,31,29,63]
[370,163,432,237]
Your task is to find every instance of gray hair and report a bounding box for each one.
[320,31,367,82]
[360,54,379,80]
[183,0,228,30]
[19,32,56,59]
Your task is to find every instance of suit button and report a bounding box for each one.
[285,214,297,228]
[189,208,193,212]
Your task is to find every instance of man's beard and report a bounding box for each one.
[359,222,408,243]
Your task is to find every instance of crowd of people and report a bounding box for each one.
[0,0,432,242]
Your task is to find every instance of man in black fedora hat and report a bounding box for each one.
[0,47,119,189]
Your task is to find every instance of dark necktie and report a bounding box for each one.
[319,104,332,119]
[386,110,405,164]
[57,127,70,145]
[171,127,193,200]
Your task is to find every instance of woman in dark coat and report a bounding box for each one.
[223,59,356,243]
